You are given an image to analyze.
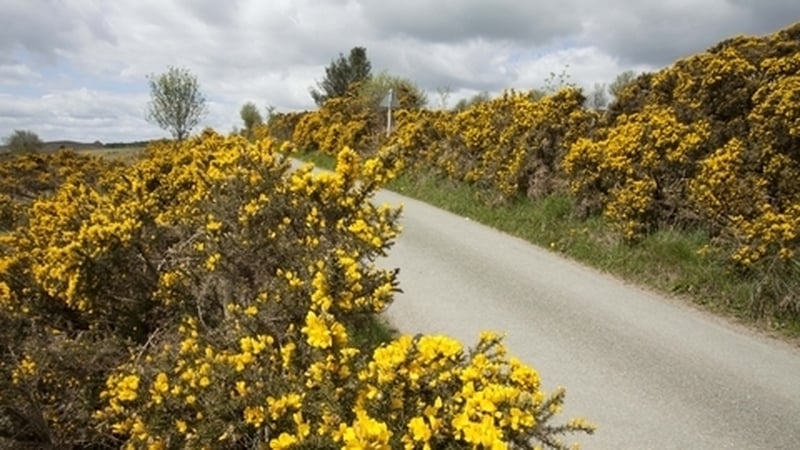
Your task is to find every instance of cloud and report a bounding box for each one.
[360,0,579,44]
[0,0,116,66]
[1,0,798,142]
[574,0,800,65]
[510,46,650,90]
[0,89,155,143]
[0,63,41,86]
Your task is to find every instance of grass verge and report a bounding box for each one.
[295,150,336,170]
[294,150,800,340]
[387,170,800,339]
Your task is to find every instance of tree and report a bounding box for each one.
[3,129,43,154]
[526,68,574,102]
[358,71,428,110]
[146,66,208,141]
[609,70,638,98]
[543,67,574,93]
[454,91,491,111]
[239,101,263,138]
[435,86,453,110]
[310,47,372,106]
[585,83,609,110]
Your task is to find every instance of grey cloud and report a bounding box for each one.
[0,1,115,65]
[0,63,41,86]
[576,0,800,66]
[368,39,516,92]
[176,0,244,26]
[360,0,579,44]
[728,0,800,26]
[2,0,799,143]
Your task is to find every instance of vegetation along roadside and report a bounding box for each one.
[286,22,800,341]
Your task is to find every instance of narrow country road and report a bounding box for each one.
[374,189,800,449]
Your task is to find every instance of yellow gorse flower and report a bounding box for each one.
[4,132,593,448]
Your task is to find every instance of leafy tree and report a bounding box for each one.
[310,47,372,106]
[3,129,43,154]
[454,91,491,111]
[239,101,263,138]
[358,71,428,110]
[609,70,638,98]
[145,66,208,141]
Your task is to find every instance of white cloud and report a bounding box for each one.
[0,0,798,142]
[0,63,41,86]
[360,0,579,44]
[0,89,155,143]
[510,46,653,92]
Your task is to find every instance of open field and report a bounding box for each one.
[75,146,146,163]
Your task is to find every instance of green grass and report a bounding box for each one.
[294,151,800,340]
[388,170,800,338]
[348,314,398,352]
[294,150,336,170]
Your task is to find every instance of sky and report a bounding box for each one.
[1,0,799,143]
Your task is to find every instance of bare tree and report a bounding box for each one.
[436,86,452,110]
[585,83,609,110]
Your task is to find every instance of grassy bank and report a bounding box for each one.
[295,150,800,340]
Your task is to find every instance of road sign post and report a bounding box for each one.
[381,88,399,137]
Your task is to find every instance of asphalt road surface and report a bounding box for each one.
[375,189,800,450]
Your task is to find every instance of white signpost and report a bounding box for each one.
[380,88,400,136]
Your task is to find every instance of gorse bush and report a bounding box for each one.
[563,105,711,238]
[386,88,595,204]
[264,22,800,317]
[0,132,593,448]
[256,111,305,143]
[563,23,800,316]
[0,150,114,231]
[293,88,383,156]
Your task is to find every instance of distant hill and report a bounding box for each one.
[0,140,154,154]
[42,140,104,152]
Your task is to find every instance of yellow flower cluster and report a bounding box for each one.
[292,94,380,155]
[2,131,432,447]
[564,105,710,238]
[352,332,592,449]
[62,134,589,449]
[688,49,800,267]
[729,204,800,265]
[95,305,592,448]
[385,88,595,202]
[0,149,114,232]
[10,354,37,385]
